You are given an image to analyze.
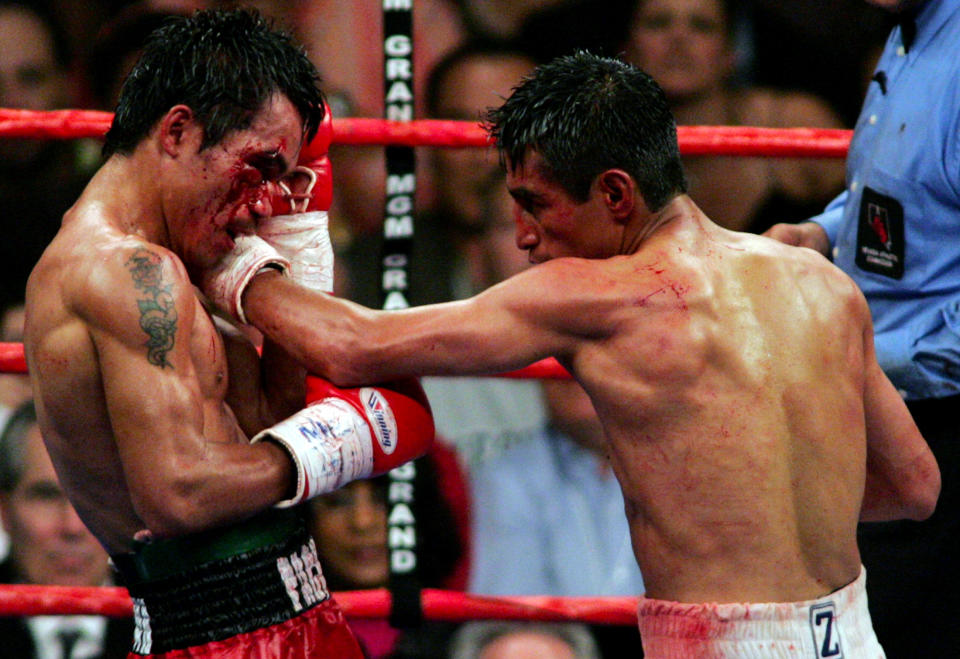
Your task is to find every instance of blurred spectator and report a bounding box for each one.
[425,42,536,258]
[335,41,547,460]
[295,1,466,305]
[469,378,642,598]
[453,0,566,41]
[0,400,133,658]
[0,302,28,559]
[0,1,96,310]
[344,40,538,306]
[448,621,601,659]
[747,0,892,127]
[417,165,549,466]
[511,0,639,63]
[307,443,470,659]
[0,301,28,560]
[418,43,548,461]
[87,0,201,112]
[294,0,465,121]
[452,0,635,61]
[468,377,644,657]
[0,303,30,431]
[623,0,847,234]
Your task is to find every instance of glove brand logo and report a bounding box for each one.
[361,388,398,454]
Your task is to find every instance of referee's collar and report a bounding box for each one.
[898,12,917,52]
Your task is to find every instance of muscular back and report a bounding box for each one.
[25,188,265,555]
[567,215,868,603]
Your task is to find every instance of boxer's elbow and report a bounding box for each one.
[133,490,208,538]
[903,455,941,521]
[130,464,231,537]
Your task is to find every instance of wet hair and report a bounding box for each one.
[102,8,325,158]
[0,400,36,492]
[485,50,686,211]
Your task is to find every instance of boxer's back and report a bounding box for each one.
[570,212,869,603]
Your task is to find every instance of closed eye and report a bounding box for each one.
[249,152,289,182]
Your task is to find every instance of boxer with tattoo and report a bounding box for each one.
[24,10,432,658]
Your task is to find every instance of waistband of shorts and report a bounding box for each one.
[111,508,331,654]
[637,567,867,626]
[637,567,880,655]
[111,508,303,584]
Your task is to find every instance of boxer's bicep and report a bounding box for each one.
[80,246,213,521]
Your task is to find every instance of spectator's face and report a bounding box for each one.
[0,6,69,164]
[0,424,109,587]
[625,0,734,103]
[430,54,535,233]
[309,481,388,589]
[478,631,577,659]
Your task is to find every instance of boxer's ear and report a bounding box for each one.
[158,105,198,157]
[597,169,635,223]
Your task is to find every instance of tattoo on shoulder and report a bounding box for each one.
[125,249,178,368]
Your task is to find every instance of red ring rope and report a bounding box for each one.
[0,108,852,157]
[0,584,637,625]
[0,342,567,379]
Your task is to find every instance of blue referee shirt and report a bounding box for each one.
[812,0,960,400]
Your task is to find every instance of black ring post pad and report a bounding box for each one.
[389,574,424,629]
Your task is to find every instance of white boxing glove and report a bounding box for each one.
[252,378,435,507]
[201,234,289,323]
[260,165,334,294]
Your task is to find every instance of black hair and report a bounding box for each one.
[0,400,37,492]
[102,8,325,158]
[485,50,686,211]
[425,39,536,118]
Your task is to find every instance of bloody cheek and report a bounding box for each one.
[217,165,263,220]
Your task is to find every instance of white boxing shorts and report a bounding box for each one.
[637,567,885,658]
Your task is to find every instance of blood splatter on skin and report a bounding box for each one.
[635,261,691,310]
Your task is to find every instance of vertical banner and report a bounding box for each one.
[381,0,422,629]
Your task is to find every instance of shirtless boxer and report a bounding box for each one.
[210,52,940,657]
[24,10,433,658]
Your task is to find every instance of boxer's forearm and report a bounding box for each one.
[244,271,386,385]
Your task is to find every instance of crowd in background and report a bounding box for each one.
[0,1,904,657]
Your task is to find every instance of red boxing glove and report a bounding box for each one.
[299,101,334,164]
[257,101,335,293]
[252,377,435,507]
[269,156,333,217]
[263,99,333,216]
[306,376,435,477]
